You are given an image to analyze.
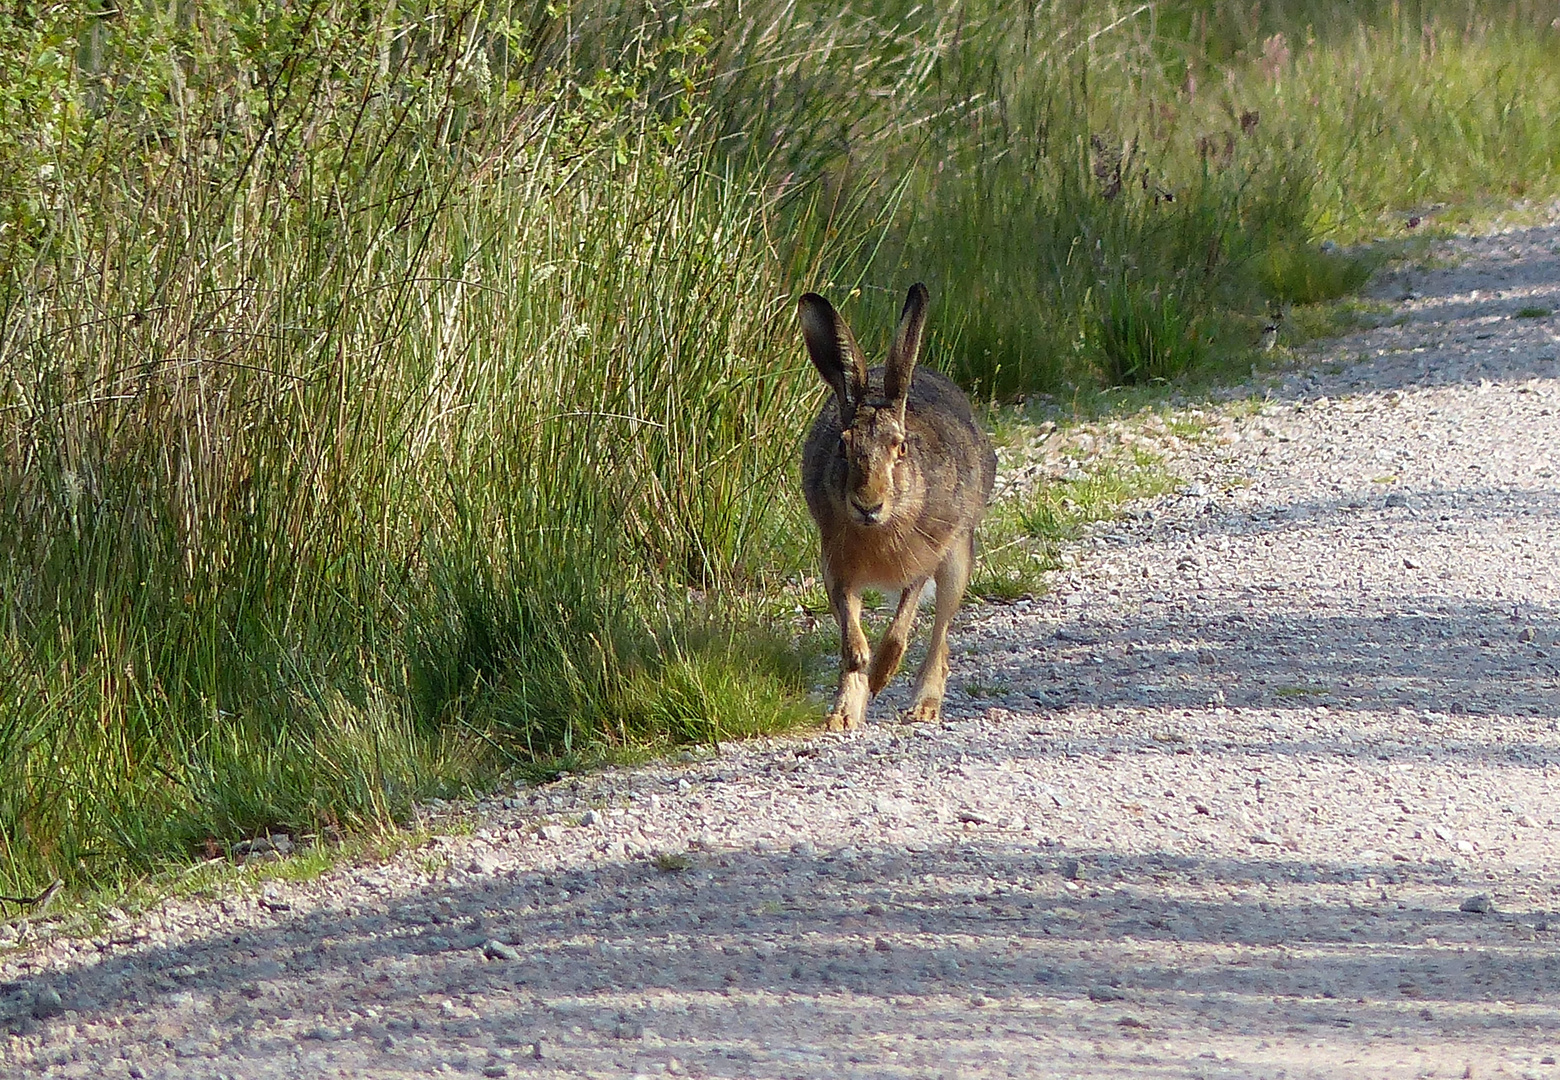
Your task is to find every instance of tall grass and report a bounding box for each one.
[2,0,1558,895]
[0,2,831,891]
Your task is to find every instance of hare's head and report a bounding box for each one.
[798,284,929,528]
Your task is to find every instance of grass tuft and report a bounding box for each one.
[1258,245,1378,305]
[1096,277,1209,387]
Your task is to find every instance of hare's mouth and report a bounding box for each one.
[849,497,886,526]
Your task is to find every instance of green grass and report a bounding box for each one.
[653,852,693,873]
[2,0,1559,900]
[961,679,1013,700]
[974,446,1179,600]
[1258,245,1380,305]
[1274,684,1333,698]
[1516,306,1554,319]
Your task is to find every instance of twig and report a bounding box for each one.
[0,879,63,917]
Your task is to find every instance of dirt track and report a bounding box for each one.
[5,222,1560,1079]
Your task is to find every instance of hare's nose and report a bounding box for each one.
[851,496,884,523]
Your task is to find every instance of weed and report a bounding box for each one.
[653,852,692,874]
[1516,307,1554,319]
[962,679,1013,700]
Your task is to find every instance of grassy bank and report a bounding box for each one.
[2,0,1557,897]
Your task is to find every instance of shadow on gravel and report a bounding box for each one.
[6,837,1560,1073]
[1273,220,1560,398]
[978,482,1560,730]
[982,593,1560,727]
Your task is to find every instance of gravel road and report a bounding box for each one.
[5,222,1560,1079]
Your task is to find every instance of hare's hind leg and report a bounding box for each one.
[903,531,974,723]
[869,577,929,696]
[825,572,871,731]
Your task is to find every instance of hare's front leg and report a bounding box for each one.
[904,532,974,723]
[825,576,870,731]
[869,577,929,695]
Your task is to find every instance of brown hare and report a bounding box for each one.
[798,283,996,730]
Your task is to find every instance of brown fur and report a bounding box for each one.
[798,284,996,729]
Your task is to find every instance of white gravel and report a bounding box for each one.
[5,223,1560,1079]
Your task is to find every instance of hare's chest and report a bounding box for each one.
[826,517,952,590]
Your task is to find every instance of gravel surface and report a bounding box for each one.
[6,223,1560,1079]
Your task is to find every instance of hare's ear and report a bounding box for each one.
[884,282,929,414]
[798,293,867,420]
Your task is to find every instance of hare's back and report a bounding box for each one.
[904,368,996,505]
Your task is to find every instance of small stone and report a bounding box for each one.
[1542,1056,1555,1065]
[1088,985,1125,1002]
[1385,492,1408,507]
[1455,840,1475,854]
[580,810,599,827]
[1432,825,1453,842]
[1518,814,1538,828]
[1403,557,1421,569]
[532,1040,545,1060]
[482,1066,509,1078]
[484,940,521,962]
[30,987,63,1019]
[1520,627,1537,642]
[1536,919,1550,932]
[1460,895,1493,914]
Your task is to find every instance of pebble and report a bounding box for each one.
[483,940,521,962]
[30,987,62,1019]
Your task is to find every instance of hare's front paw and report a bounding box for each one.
[901,698,942,724]
[824,709,861,732]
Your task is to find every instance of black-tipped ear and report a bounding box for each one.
[797,292,867,419]
[884,282,929,410]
